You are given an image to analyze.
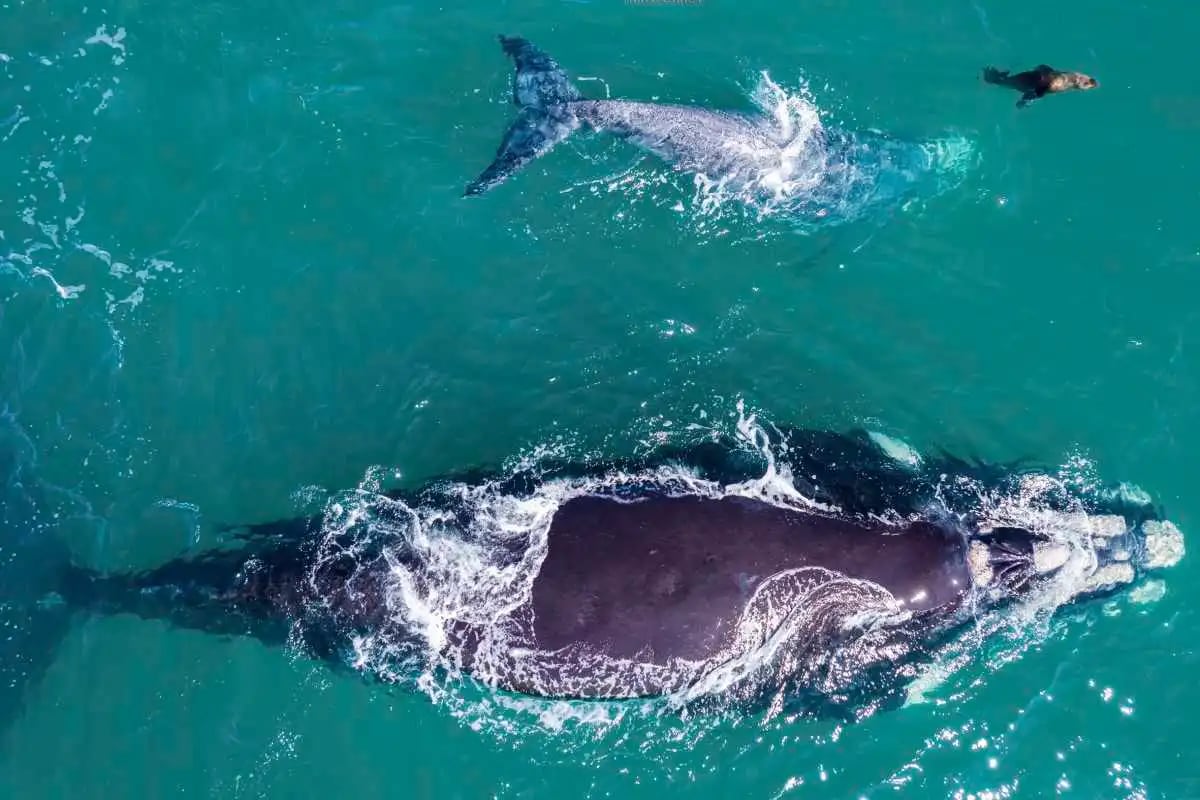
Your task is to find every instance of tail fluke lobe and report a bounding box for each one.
[0,432,74,748]
[464,35,583,197]
[464,106,579,196]
[0,597,71,749]
[498,35,581,109]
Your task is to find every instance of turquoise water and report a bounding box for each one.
[3,0,1200,796]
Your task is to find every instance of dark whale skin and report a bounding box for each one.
[530,494,968,665]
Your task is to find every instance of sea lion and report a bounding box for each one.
[983,64,1099,108]
[3,425,1184,723]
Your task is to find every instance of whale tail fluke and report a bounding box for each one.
[0,553,74,754]
[464,36,584,197]
[0,430,75,751]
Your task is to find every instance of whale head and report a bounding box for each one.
[967,511,1184,605]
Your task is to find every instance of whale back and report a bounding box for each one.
[529,494,970,665]
[572,99,784,176]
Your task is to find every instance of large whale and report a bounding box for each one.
[3,425,1183,724]
[464,36,971,226]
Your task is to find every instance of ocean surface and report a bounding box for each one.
[3,1,1199,797]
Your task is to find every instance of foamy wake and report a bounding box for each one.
[1,27,167,370]
[293,402,1165,744]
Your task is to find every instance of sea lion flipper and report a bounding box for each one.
[982,66,1009,86]
[1016,90,1039,109]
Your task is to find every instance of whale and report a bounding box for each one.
[2,424,1184,726]
[463,36,971,227]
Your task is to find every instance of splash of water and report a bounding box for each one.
[569,71,978,241]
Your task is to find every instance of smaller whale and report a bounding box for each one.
[465,36,972,228]
[0,424,1184,727]
[983,64,1098,108]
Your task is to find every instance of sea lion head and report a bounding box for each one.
[1055,71,1099,92]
